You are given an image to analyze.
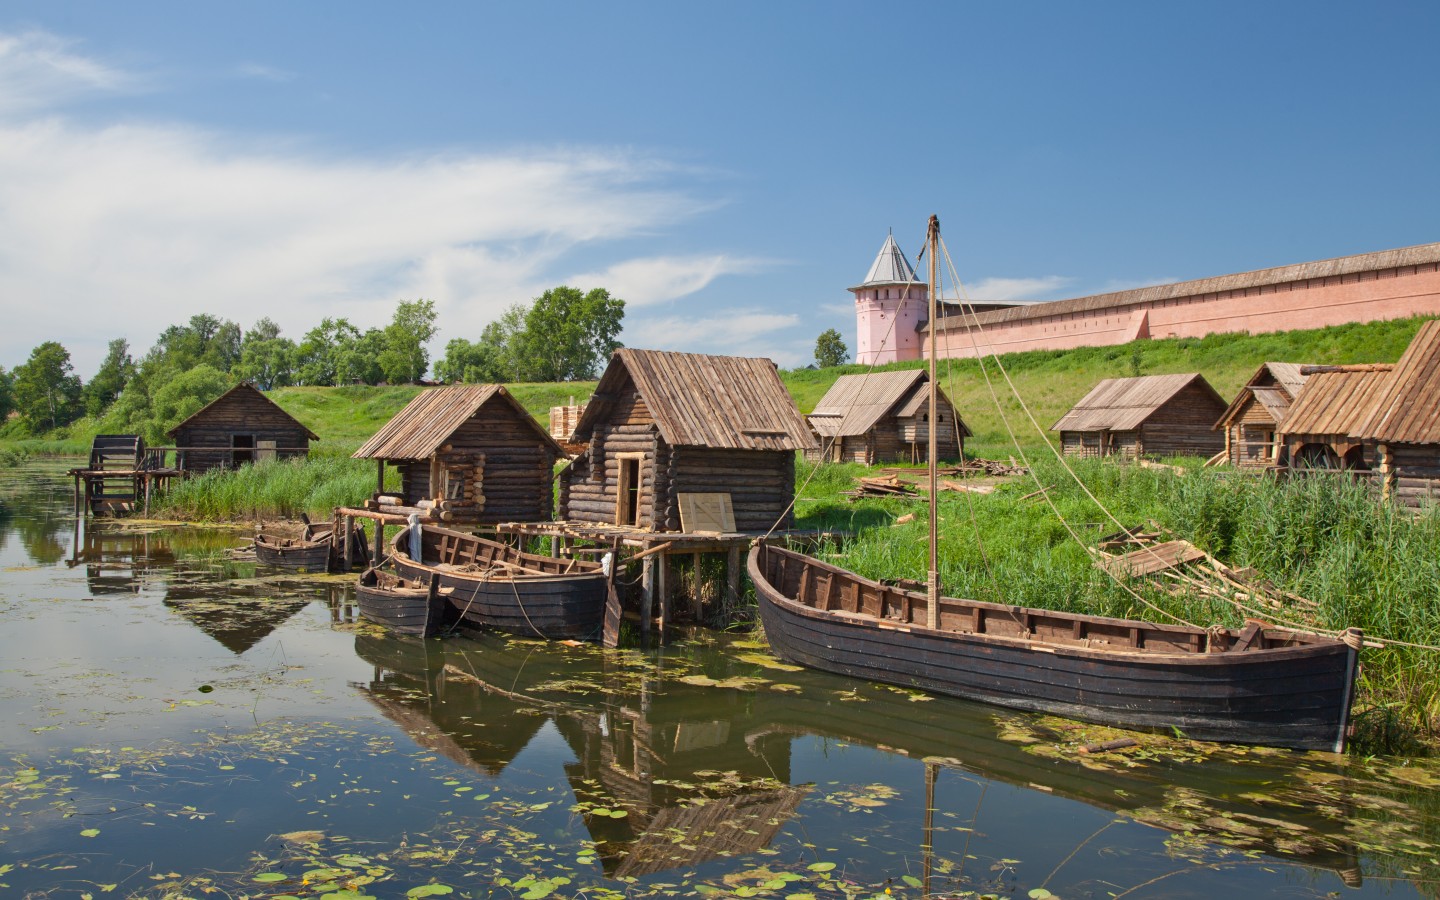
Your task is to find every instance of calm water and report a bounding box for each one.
[3,460,1439,899]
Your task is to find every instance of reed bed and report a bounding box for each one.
[795,457,1440,754]
[154,456,384,522]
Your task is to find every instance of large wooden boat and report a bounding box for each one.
[750,215,1361,752]
[390,523,607,640]
[356,566,452,637]
[749,542,1361,751]
[254,532,333,572]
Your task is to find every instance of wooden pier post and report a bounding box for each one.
[657,551,670,637]
[372,522,385,566]
[692,551,703,618]
[342,515,354,571]
[72,475,82,517]
[726,545,741,610]
[640,554,656,635]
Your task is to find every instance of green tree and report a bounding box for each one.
[295,318,361,386]
[235,318,296,389]
[149,365,231,441]
[0,366,16,423]
[511,286,624,381]
[13,341,83,431]
[434,337,506,384]
[378,298,439,384]
[814,328,849,368]
[83,338,136,417]
[335,328,387,385]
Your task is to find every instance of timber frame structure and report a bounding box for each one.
[353,384,562,525]
[167,383,317,474]
[1053,373,1228,459]
[805,369,970,464]
[1214,362,1310,469]
[557,348,817,534]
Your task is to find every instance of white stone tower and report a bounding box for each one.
[852,232,927,365]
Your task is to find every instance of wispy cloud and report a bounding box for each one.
[234,62,295,83]
[565,254,771,307]
[0,30,139,115]
[624,310,800,356]
[960,275,1075,302]
[0,29,751,373]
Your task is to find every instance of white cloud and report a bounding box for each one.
[623,310,800,357]
[960,275,1075,302]
[0,30,138,115]
[565,254,770,307]
[0,30,739,374]
[234,63,294,82]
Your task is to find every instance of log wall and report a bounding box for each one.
[661,447,795,532]
[1226,396,1281,468]
[558,423,660,527]
[1382,442,1440,509]
[172,390,311,474]
[1135,383,1228,458]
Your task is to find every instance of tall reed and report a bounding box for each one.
[154,456,382,522]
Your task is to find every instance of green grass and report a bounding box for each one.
[153,456,392,522]
[794,455,1440,754]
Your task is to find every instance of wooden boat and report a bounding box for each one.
[356,567,452,637]
[390,523,608,640]
[749,215,1362,752]
[253,532,333,572]
[749,542,1361,751]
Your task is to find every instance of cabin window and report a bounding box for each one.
[615,453,644,526]
[230,434,255,468]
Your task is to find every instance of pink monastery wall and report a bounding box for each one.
[924,253,1440,360]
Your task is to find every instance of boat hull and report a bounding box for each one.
[392,526,607,641]
[254,534,332,572]
[749,543,1358,751]
[356,569,450,637]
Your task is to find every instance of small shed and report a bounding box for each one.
[353,385,561,525]
[1351,319,1440,507]
[557,349,816,533]
[1277,365,1393,470]
[1214,362,1310,468]
[805,370,970,464]
[168,383,317,473]
[1052,373,1227,459]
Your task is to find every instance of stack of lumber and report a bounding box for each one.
[943,458,1030,477]
[843,475,919,500]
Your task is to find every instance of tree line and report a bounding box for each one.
[0,287,625,442]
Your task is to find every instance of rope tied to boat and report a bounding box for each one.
[1342,627,1365,651]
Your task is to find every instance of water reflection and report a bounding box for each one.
[354,630,1380,888]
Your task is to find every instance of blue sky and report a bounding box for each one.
[2,2,1437,375]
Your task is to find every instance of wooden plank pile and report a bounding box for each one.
[843,474,919,500]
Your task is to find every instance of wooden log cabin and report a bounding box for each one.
[557,349,817,533]
[1277,365,1393,471]
[1350,319,1440,508]
[167,383,317,473]
[353,384,562,525]
[1214,362,1310,469]
[804,369,970,464]
[1052,373,1227,459]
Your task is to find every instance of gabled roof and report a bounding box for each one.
[573,349,816,452]
[167,383,319,440]
[1052,373,1222,433]
[1280,368,1394,437]
[851,233,921,288]
[353,385,560,460]
[808,370,969,438]
[1350,319,1440,444]
[1215,362,1313,429]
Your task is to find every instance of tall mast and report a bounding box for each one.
[926,214,940,628]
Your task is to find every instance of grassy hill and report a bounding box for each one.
[264,314,1431,457]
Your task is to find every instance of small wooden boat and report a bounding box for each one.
[356,567,453,637]
[254,532,333,572]
[749,541,1362,751]
[390,523,608,641]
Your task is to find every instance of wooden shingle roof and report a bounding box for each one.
[574,349,816,451]
[1279,368,1394,437]
[353,384,559,460]
[1215,362,1313,429]
[1350,319,1440,445]
[809,370,925,437]
[1052,373,1220,433]
[166,383,319,440]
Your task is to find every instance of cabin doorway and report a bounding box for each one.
[615,453,644,526]
[230,435,255,468]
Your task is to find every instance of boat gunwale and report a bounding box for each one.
[749,542,1347,667]
[390,528,607,586]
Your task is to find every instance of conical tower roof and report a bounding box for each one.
[854,233,920,288]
